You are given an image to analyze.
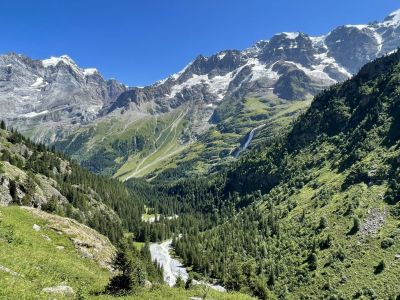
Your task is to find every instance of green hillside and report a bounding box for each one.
[0,124,254,299]
[53,93,310,181]
[0,206,254,300]
[170,52,400,298]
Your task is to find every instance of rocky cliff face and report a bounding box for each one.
[108,9,400,118]
[0,54,127,142]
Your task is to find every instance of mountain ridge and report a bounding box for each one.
[2,9,400,179]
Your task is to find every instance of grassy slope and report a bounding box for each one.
[262,144,400,298]
[153,96,311,180]
[114,108,188,180]
[53,92,311,181]
[55,106,191,179]
[0,206,254,300]
[0,206,111,299]
[94,286,254,300]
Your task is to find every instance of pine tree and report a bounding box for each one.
[106,244,134,295]
[374,260,385,274]
[349,216,360,235]
[307,252,318,271]
[175,273,185,288]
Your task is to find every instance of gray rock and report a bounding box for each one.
[32,224,41,231]
[42,284,74,296]
[0,265,21,277]
[143,280,153,290]
[42,234,51,241]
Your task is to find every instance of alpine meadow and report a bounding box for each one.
[1,2,400,299]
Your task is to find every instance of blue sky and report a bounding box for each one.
[0,0,398,86]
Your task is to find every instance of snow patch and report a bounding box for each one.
[345,24,369,30]
[310,35,327,48]
[167,69,234,101]
[42,55,81,74]
[383,9,400,27]
[30,77,47,88]
[372,30,383,55]
[247,58,278,81]
[83,68,98,76]
[217,52,227,60]
[42,55,73,67]
[21,110,49,118]
[313,52,352,78]
[282,32,300,39]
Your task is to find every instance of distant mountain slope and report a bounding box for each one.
[0,54,127,143]
[174,51,400,298]
[3,9,400,179]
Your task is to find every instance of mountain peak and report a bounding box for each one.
[281,32,301,39]
[42,55,77,68]
[383,8,400,26]
[83,68,99,76]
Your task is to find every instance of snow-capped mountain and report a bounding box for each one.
[0,53,127,142]
[108,9,400,118]
[1,9,400,153]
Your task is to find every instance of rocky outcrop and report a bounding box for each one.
[23,207,116,271]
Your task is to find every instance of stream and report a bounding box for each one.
[233,124,265,158]
[150,239,226,292]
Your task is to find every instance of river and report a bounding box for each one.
[149,239,188,287]
[149,239,226,292]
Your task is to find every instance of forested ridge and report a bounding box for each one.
[166,51,400,298]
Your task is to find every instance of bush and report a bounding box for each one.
[374,260,385,274]
[42,196,58,213]
[307,253,318,271]
[318,216,328,231]
[381,238,395,249]
[348,217,360,235]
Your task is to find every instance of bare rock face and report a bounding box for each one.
[361,208,387,236]
[0,54,127,143]
[0,175,12,205]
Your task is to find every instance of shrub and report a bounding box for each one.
[348,217,360,235]
[374,260,385,274]
[307,253,318,271]
[318,216,328,231]
[381,238,394,249]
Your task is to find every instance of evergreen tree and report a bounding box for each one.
[349,217,360,235]
[175,273,185,289]
[307,253,318,271]
[106,244,134,295]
